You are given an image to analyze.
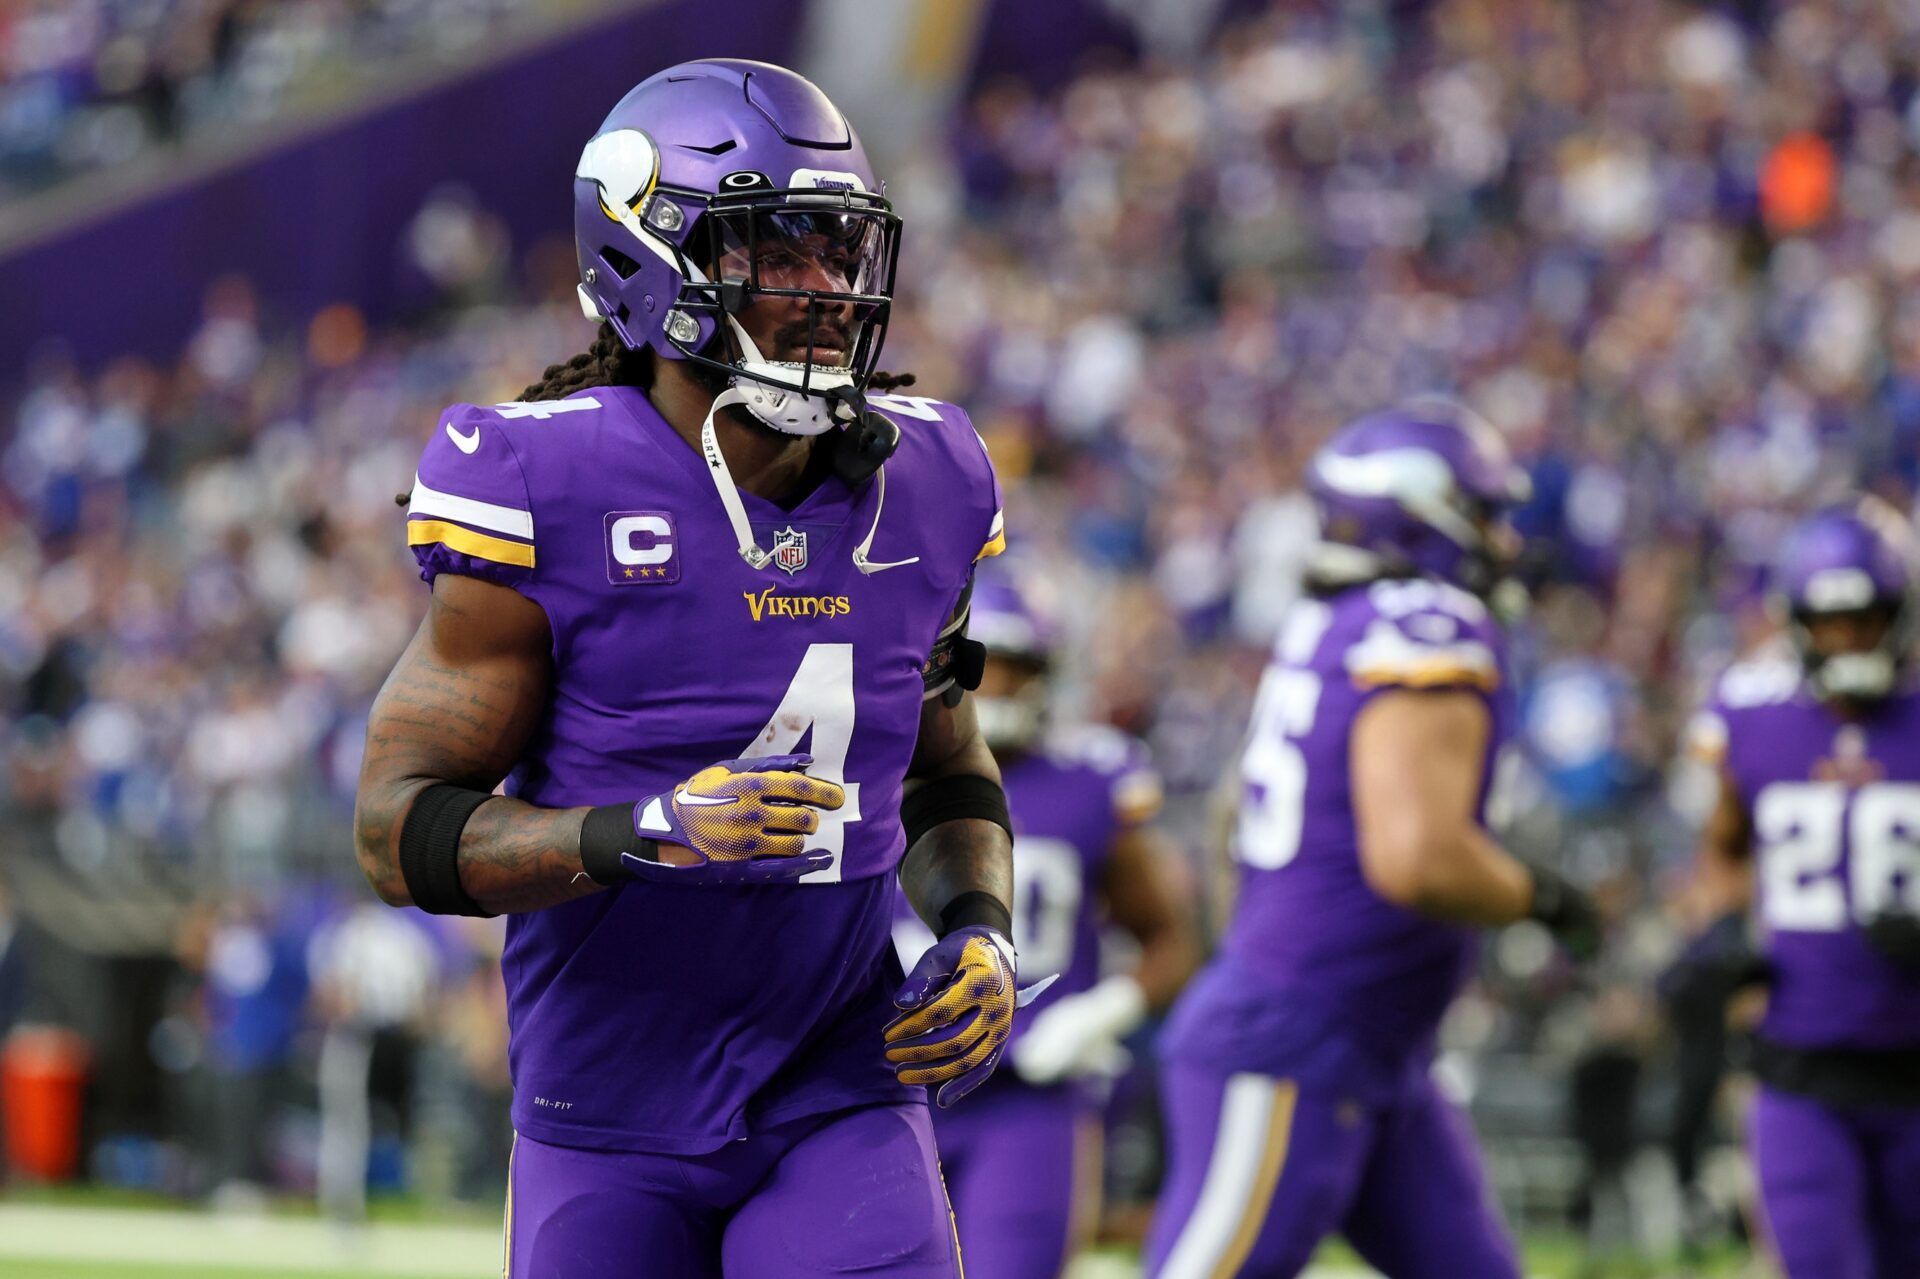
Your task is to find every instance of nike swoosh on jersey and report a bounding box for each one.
[446,423,481,454]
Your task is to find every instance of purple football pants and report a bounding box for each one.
[1144,1063,1519,1279]
[933,1082,1100,1279]
[1751,1085,1920,1279]
[504,1100,961,1278]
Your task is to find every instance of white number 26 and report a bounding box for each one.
[1755,781,1920,931]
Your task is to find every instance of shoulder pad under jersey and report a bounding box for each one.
[406,400,545,588]
[868,394,1005,565]
[1048,723,1164,825]
[1341,579,1502,694]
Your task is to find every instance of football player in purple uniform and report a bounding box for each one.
[353,61,1024,1278]
[893,578,1200,1278]
[1144,403,1600,1279]
[1683,502,1920,1279]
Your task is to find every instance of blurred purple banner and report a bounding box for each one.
[0,0,802,375]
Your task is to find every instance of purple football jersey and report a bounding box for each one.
[893,726,1162,1045]
[405,386,1003,1152]
[1693,653,1920,1051]
[1163,580,1513,1083]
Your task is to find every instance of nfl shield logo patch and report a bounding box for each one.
[772,526,808,575]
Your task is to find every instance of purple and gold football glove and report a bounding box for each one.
[884,927,1054,1107]
[618,753,844,886]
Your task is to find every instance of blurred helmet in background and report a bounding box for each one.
[967,576,1055,754]
[572,59,901,435]
[1306,398,1532,596]
[1775,500,1916,703]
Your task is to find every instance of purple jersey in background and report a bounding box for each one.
[893,725,1162,1062]
[1162,579,1513,1095]
[1692,651,1920,1052]
[405,385,1002,1154]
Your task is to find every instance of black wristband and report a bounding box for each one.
[900,773,1012,850]
[579,803,658,886]
[937,889,1012,939]
[1526,864,1576,928]
[397,785,496,917]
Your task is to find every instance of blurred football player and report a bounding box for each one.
[1682,502,1920,1279]
[353,61,1021,1278]
[894,577,1201,1278]
[1145,402,1600,1279]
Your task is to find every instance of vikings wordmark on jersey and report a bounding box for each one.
[407,384,1002,1154]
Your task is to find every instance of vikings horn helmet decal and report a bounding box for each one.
[1306,398,1531,596]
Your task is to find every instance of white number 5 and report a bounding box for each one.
[1235,667,1321,870]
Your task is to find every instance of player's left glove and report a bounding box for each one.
[1526,864,1602,962]
[1010,974,1147,1086]
[884,927,1053,1107]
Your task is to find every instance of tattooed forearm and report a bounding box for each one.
[449,796,600,914]
[898,818,1013,932]
[898,690,1013,928]
[354,575,602,915]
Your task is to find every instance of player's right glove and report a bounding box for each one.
[1526,864,1602,961]
[582,753,844,886]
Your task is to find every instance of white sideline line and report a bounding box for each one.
[0,1204,500,1276]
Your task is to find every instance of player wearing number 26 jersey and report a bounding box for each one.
[1147,402,1599,1279]
[357,62,1021,1279]
[893,578,1199,1279]
[1685,502,1920,1279]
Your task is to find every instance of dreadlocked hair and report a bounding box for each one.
[395,338,920,508]
[519,322,654,401]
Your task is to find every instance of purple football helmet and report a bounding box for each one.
[967,576,1055,752]
[1307,399,1531,594]
[572,60,901,436]
[1775,501,1916,702]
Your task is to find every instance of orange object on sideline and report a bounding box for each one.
[1760,131,1836,234]
[2,1026,92,1181]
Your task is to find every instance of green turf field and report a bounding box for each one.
[0,1196,1761,1278]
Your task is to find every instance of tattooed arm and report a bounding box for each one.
[354,575,600,915]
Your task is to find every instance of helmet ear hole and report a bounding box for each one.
[599,247,643,281]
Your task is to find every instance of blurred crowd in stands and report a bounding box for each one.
[5,0,1919,1254]
[0,0,580,197]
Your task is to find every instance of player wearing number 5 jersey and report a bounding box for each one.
[354,62,1019,1278]
[1146,403,1599,1279]
[1683,503,1920,1279]
[893,578,1201,1279]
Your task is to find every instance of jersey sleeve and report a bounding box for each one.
[1692,650,1799,776]
[870,393,1005,569]
[1109,744,1164,826]
[1684,701,1731,767]
[1343,594,1502,696]
[406,403,537,590]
